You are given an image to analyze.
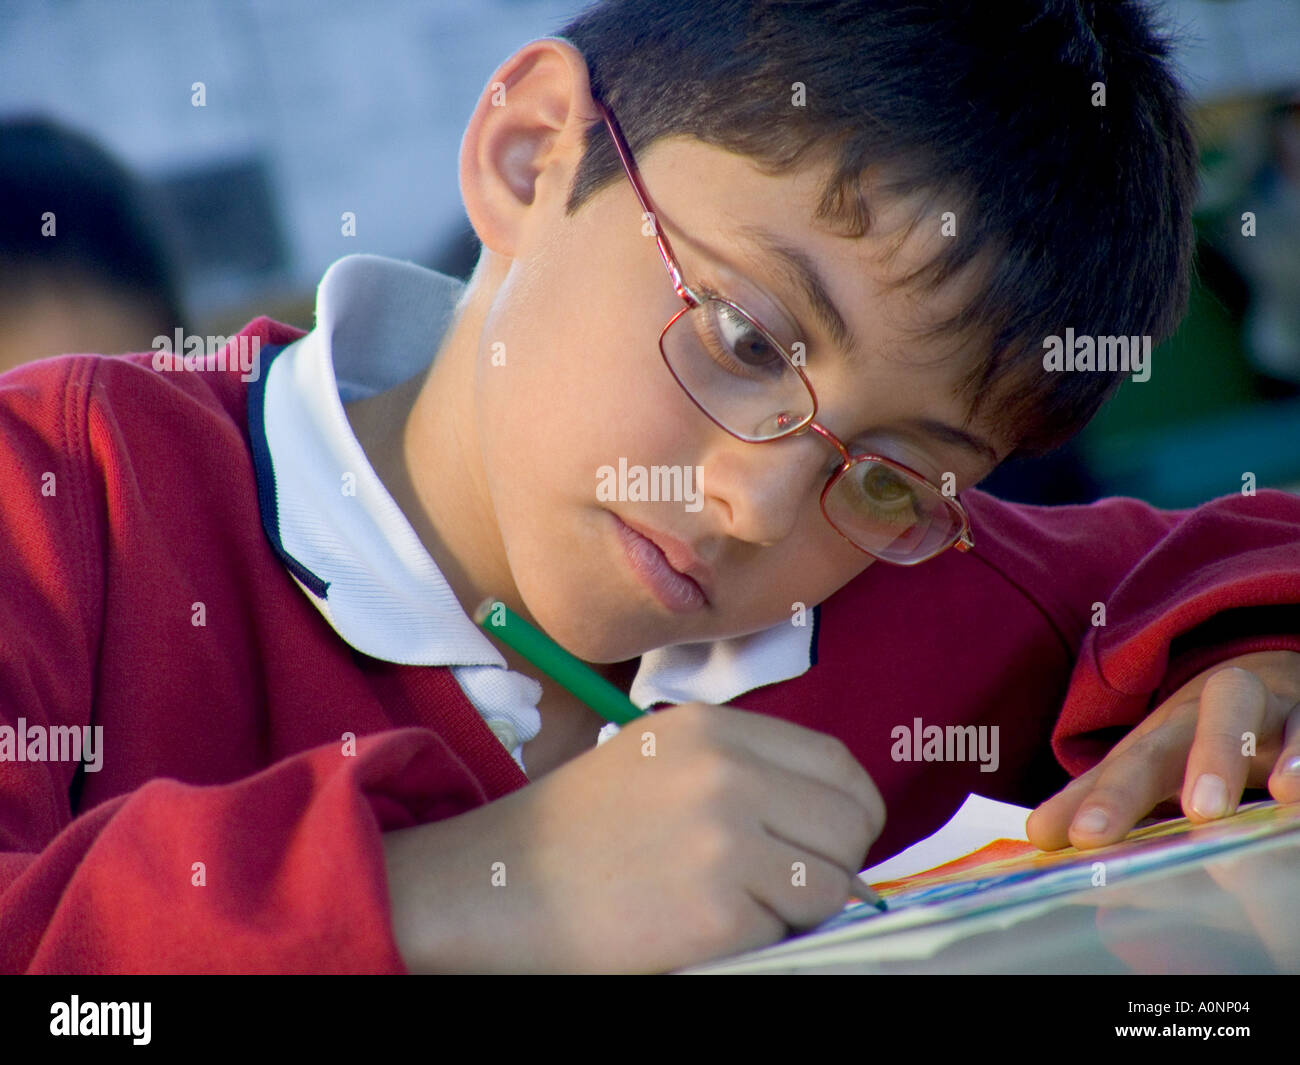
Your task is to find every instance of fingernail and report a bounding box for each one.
[1282,756,1300,777]
[1190,773,1229,819]
[1074,807,1109,834]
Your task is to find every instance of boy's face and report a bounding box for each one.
[395,43,1003,665]
[459,85,1006,664]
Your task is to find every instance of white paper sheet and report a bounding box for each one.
[860,793,1031,882]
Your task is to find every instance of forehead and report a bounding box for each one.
[622,134,1005,455]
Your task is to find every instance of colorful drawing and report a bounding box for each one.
[816,800,1300,934]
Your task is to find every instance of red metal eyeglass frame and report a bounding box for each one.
[591,100,973,564]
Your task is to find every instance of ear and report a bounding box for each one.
[459,37,597,259]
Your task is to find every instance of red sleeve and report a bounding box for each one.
[0,356,486,974]
[1050,489,1300,776]
[1,732,487,974]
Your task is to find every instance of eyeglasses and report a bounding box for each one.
[592,100,974,566]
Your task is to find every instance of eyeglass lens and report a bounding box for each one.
[661,296,961,561]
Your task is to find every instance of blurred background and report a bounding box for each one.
[1,0,1297,506]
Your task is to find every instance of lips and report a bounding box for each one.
[613,514,712,611]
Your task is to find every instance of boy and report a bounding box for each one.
[2,0,1299,975]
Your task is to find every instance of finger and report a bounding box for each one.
[754,762,880,874]
[1026,698,1198,850]
[1061,710,1197,848]
[750,837,859,931]
[1026,763,1110,850]
[1180,667,1269,824]
[1027,693,1207,850]
[695,704,886,835]
[1267,702,1300,805]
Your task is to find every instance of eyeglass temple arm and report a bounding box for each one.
[594,102,694,304]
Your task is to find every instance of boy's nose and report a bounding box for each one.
[701,432,831,547]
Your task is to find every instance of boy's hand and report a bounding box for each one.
[1027,650,1300,851]
[383,702,884,973]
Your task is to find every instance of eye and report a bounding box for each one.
[712,302,783,370]
[860,465,917,511]
[690,284,791,382]
[833,461,923,528]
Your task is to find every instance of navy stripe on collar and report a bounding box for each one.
[246,342,331,599]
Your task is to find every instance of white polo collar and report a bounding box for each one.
[252,254,816,714]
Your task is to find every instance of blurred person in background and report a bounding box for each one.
[0,116,187,374]
[1231,92,1300,395]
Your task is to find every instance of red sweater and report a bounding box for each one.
[1,317,1298,973]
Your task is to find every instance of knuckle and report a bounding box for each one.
[840,797,879,855]
[813,787,868,852]
[689,747,750,804]
[1080,781,1141,816]
[1197,721,1250,747]
[809,732,866,790]
[688,891,752,948]
[1124,721,1189,764]
[1081,759,1148,807]
[688,819,744,873]
[668,701,724,742]
[665,700,706,726]
[816,732,855,770]
[1202,666,1267,701]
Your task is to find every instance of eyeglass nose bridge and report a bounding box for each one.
[796,418,852,468]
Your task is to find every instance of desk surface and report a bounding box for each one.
[756,830,1300,974]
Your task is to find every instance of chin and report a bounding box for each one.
[519,592,641,663]
[570,618,655,664]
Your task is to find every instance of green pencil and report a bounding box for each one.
[473,597,645,725]
[851,875,888,912]
[474,597,883,910]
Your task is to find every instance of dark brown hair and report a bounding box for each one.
[558,0,1198,455]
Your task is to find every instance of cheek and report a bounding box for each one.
[473,280,698,540]
[791,536,874,602]
[734,520,874,623]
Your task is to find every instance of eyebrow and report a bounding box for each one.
[736,223,858,356]
[905,418,1000,466]
[735,225,999,466]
